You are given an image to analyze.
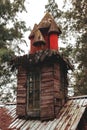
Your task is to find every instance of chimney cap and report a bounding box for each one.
[29,24,38,39]
[38,12,61,35]
[48,21,62,35]
[33,29,46,46]
[38,12,52,30]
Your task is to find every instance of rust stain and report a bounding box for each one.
[0,107,12,130]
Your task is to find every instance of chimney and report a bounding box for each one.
[15,12,72,121]
[29,13,61,54]
[48,20,61,50]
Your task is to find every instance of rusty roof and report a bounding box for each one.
[0,96,87,130]
[11,50,73,70]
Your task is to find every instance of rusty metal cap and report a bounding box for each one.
[38,12,53,30]
[38,12,61,35]
[33,29,46,46]
[29,24,38,39]
[48,21,62,35]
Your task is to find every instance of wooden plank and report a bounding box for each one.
[17,78,27,81]
[41,95,53,100]
[40,65,55,120]
[41,74,53,79]
[41,104,54,108]
[17,87,26,91]
[41,87,53,92]
[41,78,53,82]
[54,93,63,99]
[41,113,54,118]
[54,63,60,70]
[17,76,26,79]
[41,89,53,94]
[54,74,60,79]
[16,105,26,115]
[41,111,54,117]
[40,100,53,105]
[17,93,26,97]
[54,83,60,90]
[17,89,26,93]
[18,81,26,84]
[41,71,53,77]
[18,73,26,76]
[41,66,53,73]
[41,106,54,110]
[18,66,26,71]
[17,97,26,104]
[41,81,54,88]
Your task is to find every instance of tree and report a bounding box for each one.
[45,0,87,95]
[69,0,87,95]
[0,0,27,102]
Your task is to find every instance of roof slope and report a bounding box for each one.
[11,49,73,70]
[0,96,87,130]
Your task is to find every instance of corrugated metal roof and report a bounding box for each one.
[0,96,87,130]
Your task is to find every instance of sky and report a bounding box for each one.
[24,0,64,28]
[25,0,48,28]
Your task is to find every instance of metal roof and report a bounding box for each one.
[0,96,87,130]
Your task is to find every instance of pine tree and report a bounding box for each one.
[69,0,87,95]
[0,0,27,102]
[45,0,87,95]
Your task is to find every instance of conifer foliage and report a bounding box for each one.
[0,0,27,102]
[70,0,87,95]
[45,0,87,95]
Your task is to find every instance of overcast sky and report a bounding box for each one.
[24,0,64,28]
